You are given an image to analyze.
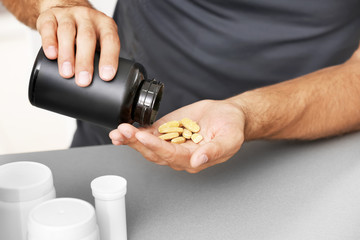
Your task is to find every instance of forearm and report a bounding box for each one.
[1,0,92,29]
[231,47,360,141]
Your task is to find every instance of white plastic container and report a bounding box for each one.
[0,161,56,240]
[91,175,127,240]
[27,198,100,240]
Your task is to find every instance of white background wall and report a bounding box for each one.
[0,0,117,155]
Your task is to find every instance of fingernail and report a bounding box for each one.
[100,65,115,81]
[122,130,132,139]
[62,61,73,77]
[193,154,208,168]
[45,46,57,59]
[109,131,123,142]
[77,71,91,86]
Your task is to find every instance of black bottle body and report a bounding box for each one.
[29,48,163,129]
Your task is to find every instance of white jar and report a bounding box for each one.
[0,161,56,240]
[91,175,127,240]
[27,198,100,240]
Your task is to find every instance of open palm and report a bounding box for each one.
[110,99,246,173]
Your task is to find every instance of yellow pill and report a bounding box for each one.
[159,132,179,140]
[182,129,192,139]
[158,121,180,133]
[181,118,200,133]
[191,133,203,144]
[171,136,186,144]
[159,127,184,134]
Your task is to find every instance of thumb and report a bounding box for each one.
[190,136,241,168]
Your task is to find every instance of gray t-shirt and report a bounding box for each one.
[114,0,360,117]
[71,0,360,146]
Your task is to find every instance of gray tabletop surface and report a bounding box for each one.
[1,131,360,240]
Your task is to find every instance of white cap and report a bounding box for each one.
[28,198,99,240]
[91,175,127,201]
[0,161,54,202]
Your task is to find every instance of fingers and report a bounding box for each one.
[56,16,76,79]
[36,13,58,60]
[110,125,243,173]
[109,129,124,145]
[135,131,182,163]
[97,17,120,81]
[75,19,96,87]
[110,124,224,172]
[110,124,169,166]
[37,7,121,87]
[136,131,194,169]
[74,11,120,86]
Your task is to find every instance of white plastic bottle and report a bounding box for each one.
[0,161,56,240]
[27,198,100,240]
[91,175,127,240]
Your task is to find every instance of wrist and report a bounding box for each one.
[39,0,93,13]
[227,91,261,141]
[228,88,286,141]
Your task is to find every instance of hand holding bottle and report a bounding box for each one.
[36,3,120,87]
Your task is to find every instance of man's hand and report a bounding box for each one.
[109,100,246,173]
[2,0,120,87]
[37,6,120,87]
[109,43,360,173]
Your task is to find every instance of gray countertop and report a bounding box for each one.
[1,132,360,240]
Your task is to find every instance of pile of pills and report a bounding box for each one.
[158,118,203,144]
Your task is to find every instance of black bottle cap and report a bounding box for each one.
[133,79,164,126]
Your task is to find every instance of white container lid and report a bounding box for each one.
[0,161,54,202]
[28,198,98,240]
[91,175,127,200]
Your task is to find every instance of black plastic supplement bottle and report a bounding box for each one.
[29,48,164,129]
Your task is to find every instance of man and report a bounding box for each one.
[2,0,360,173]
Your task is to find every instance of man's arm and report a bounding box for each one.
[109,44,360,173]
[1,0,120,87]
[234,43,360,141]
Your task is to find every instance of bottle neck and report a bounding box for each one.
[132,79,164,126]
